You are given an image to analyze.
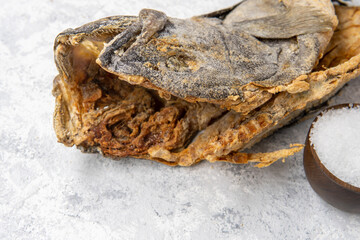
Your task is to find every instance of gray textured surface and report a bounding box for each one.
[0,0,360,239]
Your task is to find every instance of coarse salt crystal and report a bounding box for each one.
[309,105,360,188]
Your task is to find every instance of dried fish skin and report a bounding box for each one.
[223,0,337,38]
[53,3,360,167]
[98,15,280,99]
[97,0,337,114]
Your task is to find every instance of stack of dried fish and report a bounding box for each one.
[53,0,360,167]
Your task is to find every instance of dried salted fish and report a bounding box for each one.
[53,0,360,167]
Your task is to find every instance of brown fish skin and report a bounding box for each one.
[53,4,360,167]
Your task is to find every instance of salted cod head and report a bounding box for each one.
[53,1,360,167]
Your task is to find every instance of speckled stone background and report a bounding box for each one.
[1,0,360,239]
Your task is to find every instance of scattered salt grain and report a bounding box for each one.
[310,105,360,188]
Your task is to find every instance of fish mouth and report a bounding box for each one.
[52,27,225,161]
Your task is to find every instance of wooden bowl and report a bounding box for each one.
[303,103,360,213]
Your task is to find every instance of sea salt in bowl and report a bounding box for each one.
[304,103,360,213]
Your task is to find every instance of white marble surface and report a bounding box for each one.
[1,0,360,239]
